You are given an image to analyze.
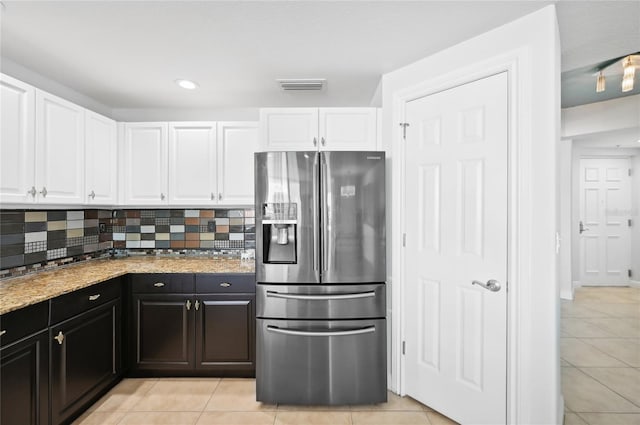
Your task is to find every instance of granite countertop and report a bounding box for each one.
[0,257,255,315]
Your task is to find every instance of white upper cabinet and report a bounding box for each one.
[85,111,117,205]
[168,122,217,205]
[35,90,85,204]
[260,107,378,151]
[0,74,36,204]
[217,122,259,205]
[122,123,168,205]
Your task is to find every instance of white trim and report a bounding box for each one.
[630,280,640,288]
[560,289,574,300]
[391,48,534,424]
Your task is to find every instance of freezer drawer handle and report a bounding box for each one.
[266,325,376,337]
[88,294,101,301]
[266,290,376,300]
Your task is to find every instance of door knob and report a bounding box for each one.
[472,279,501,292]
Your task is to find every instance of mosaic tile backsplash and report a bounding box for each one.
[0,208,255,276]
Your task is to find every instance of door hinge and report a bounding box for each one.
[402,341,406,355]
[629,269,633,278]
[399,123,410,140]
[402,233,406,247]
[629,219,633,227]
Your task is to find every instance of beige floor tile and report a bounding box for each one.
[89,378,157,412]
[585,318,640,338]
[562,367,640,413]
[71,411,126,425]
[581,338,640,367]
[117,411,201,424]
[196,411,277,425]
[351,411,430,425]
[561,338,627,367]
[205,379,276,411]
[574,288,638,304]
[275,411,351,425]
[584,303,640,319]
[578,413,640,424]
[426,410,459,424]
[562,319,616,338]
[563,412,588,425]
[351,391,427,411]
[278,404,351,411]
[562,302,611,318]
[580,368,640,406]
[132,380,219,412]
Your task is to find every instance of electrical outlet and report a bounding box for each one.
[99,223,106,233]
[207,221,215,232]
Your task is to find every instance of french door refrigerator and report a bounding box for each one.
[255,151,386,405]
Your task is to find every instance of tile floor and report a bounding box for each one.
[72,378,459,425]
[561,286,640,425]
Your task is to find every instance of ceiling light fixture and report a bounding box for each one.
[596,71,605,92]
[175,79,199,90]
[621,56,635,92]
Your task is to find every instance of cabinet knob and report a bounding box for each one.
[27,186,37,198]
[160,193,165,200]
[54,331,64,345]
[321,137,326,146]
[313,137,317,146]
[211,193,215,201]
[39,187,47,198]
[186,300,192,310]
[218,193,222,201]
[195,300,200,311]
[153,282,165,287]
[220,282,231,287]
[0,330,6,337]
[88,294,101,301]
[89,190,96,199]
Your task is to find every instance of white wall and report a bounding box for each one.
[562,95,640,138]
[559,139,574,299]
[382,5,560,425]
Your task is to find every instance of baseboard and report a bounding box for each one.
[560,289,573,300]
[558,394,565,425]
[630,280,640,288]
[572,280,581,289]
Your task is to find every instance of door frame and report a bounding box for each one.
[391,49,534,424]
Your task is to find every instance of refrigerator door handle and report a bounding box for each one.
[266,290,376,300]
[313,156,319,272]
[320,154,329,272]
[266,325,376,337]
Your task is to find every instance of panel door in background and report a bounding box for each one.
[217,122,259,205]
[579,157,632,285]
[168,122,217,205]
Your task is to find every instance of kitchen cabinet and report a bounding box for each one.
[121,122,169,205]
[85,110,117,205]
[35,90,85,204]
[0,73,36,204]
[166,121,258,206]
[259,107,378,151]
[49,279,122,425]
[0,301,49,425]
[130,273,255,377]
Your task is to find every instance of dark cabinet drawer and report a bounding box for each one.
[131,273,195,293]
[196,273,255,293]
[51,278,121,325]
[0,301,49,348]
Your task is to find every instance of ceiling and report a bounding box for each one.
[1,1,639,112]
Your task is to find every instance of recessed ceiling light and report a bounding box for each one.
[175,79,199,90]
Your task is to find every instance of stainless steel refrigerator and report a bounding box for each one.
[255,151,386,405]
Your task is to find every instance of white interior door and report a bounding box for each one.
[579,158,632,285]
[403,72,508,425]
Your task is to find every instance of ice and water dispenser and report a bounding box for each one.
[262,203,297,264]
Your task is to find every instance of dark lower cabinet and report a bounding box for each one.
[50,299,121,425]
[196,294,255,376]
[131,294,194,372]
[0,330,49,425]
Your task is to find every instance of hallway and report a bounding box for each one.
[561,286,640,424]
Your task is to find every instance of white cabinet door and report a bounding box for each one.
[0,74,35,204]
[35,90,85,204]
[168,122,217,205]
[217,122,259,205]
[319,108,377,151]
[122,123,168,205]
[85,111,117,205]
[260,108,318,151]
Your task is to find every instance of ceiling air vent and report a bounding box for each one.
[277,79,326,91]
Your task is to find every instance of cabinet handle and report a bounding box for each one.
[186,300,191,310]
[195,300,200,311]
[27,186,37,198]
[220,282,231,287]
[321,137,326,146]
[153,282,165,287]
[54,331,64,345]
[313,137,317,146]
[160,193,165,201]
[89,190,96,199]
[0,330,6,337]
[88,294,101,301]
[39,187,47,198]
